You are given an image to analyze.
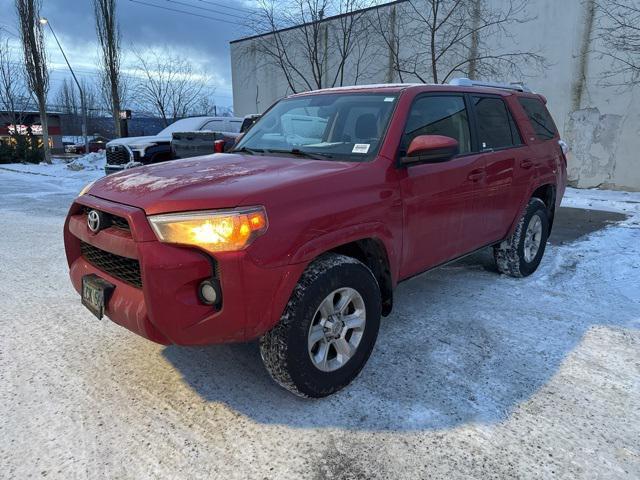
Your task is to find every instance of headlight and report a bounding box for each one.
[79,180,95,196]
[129,143,156,156]
[148,206,268,253]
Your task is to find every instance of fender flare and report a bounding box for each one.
[261,222,399,335]
[289,221,399,276]
[506,176,557,238]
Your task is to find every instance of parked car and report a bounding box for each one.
[171,114,261,159]
[104,116,243,174]
[65,136,109,154]
[64,80,567,397]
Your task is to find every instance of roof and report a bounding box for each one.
[230,0,409,45]
[290,83,423,96]
[285,82,536,98]
[0,110,62,116]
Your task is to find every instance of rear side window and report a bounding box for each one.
[472,96,522,150]
[518,97,557,140]
[227,120,243,132]
[202,120,224,131]
[402,95,472,154]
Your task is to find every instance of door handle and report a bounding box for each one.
[520,159,534,169]
[467,169,485,182]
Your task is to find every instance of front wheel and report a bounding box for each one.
[259,253,381,398]
[493,197,550,277]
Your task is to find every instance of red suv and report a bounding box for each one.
[64,80,566,397]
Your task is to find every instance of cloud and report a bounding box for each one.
[0,0,254,108]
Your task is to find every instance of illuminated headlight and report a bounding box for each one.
[79,180,95,196]
[148,206,268,253]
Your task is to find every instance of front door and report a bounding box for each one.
[398,94,486,279]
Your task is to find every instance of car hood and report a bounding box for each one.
[88,153,360,215]
[106,135,170,147]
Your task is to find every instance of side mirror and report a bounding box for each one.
[401,135,459,165]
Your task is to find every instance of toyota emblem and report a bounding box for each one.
[87,210,102,233]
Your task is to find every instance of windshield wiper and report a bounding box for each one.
[268,148,334,160]
[231,146,264,155]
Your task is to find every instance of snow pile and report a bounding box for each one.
[65,151,106,171]
[0,155,106,203]
[562,186,640,216]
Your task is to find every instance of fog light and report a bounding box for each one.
[199,279,220,306]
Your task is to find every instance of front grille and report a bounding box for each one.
[106,145,131,165]
[81,242,142,288]
[82,207,130,232]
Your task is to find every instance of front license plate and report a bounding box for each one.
[81,274,115,319]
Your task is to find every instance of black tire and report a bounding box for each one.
[493,197,550,277]
[259,253,382,398]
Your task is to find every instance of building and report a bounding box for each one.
[230,0,640,191]
[0,111,64,151]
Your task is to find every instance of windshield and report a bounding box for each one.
[157,117,206,136]
[234,92,398,160]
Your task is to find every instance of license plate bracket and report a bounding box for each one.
[81,274,115,319]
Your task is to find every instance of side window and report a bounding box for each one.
[201,120,224,131]
[472,96,521,150]
[228,120,243,133]
[518,97,558,140]
[402,95,471,154]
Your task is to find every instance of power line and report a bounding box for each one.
[128,0,248,28]
[0,24,20,38]
[3,60,235,99]
[193,0,256,14]
[163,0,253,21]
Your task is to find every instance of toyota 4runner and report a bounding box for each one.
[64,80,567,397]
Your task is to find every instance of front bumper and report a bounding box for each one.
[104,164,127,175]
[64,195,303,345]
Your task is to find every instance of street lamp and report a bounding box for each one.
[39,17,88,155]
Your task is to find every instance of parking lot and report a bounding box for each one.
[1,165,639,479]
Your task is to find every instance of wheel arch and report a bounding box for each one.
[288,223,398,317]
[328,238,394,316]
[530,183,557,232]
[506,182,557,238]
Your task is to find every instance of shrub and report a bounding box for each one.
[0,135,44,164]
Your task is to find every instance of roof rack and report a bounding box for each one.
[448,77,532,93]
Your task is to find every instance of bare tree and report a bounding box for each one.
[15,0,51,162]
[373,0,546,84]
[131,48,211,126]
[94,0,124,136]
[56,78,78,113]
[55,77,80,134]
[248,0,373,93]
[0,33,29,130]
[56,77,102,136]
[191,90,220,116]
[0,32,35,163]
[595,0,640,85]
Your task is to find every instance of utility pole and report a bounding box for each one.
[39,17,88,155]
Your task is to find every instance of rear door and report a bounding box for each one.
[398,94,486,278]
[469,94,526,243]
[516,97,562,187]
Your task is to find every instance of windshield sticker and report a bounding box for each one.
[384,97,395,102]
[352,143,370,154]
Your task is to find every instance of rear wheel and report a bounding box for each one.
[259,253,381,397]
[493,197,550,277]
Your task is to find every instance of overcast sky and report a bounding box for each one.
[0,0,257,110]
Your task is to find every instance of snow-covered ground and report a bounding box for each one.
[0,154,105,216]
[563,186,640,216]
[0,162,638,479]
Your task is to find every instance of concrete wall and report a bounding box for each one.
[230,0,640,191]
